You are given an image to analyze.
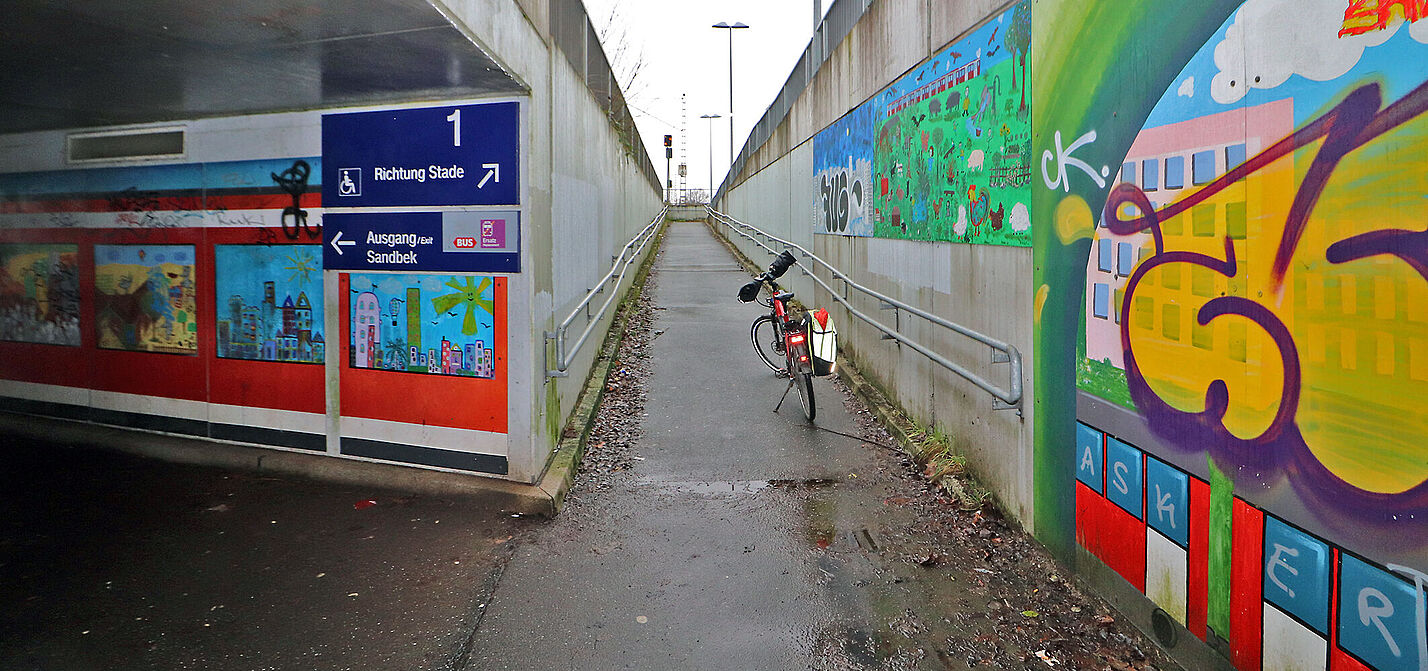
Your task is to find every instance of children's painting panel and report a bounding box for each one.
[93,244,197,354]
[213,244,324,364]
[813,0,1032,246]
[347,272,498,379]
[0,243,81,346]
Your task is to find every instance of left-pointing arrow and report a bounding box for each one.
[331,230,356,255]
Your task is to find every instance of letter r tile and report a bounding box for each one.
[1338,553,1425,670]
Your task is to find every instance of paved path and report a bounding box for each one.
[0,437,527,671]
[465,221,927,669]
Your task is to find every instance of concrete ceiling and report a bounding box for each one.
[0,0,526,135]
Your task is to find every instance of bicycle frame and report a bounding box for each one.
[766,285,812,376]
[739,249,817,422]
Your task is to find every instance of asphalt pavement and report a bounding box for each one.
[464,221,932,670]
[0,438,530,671]
[0,220,1175,670]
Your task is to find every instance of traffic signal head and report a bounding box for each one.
[663,134,673,147]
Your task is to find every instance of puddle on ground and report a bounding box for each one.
[636,477,843,496]
[636,479,773,495]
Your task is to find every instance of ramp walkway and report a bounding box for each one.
[466,220,908,667]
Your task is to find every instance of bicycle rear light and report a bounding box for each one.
[787,333,805,345]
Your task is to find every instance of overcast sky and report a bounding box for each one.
[582,0,832,195]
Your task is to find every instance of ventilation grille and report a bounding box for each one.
[68,127,185,163]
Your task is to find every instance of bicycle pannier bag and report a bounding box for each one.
[806,308,837,376]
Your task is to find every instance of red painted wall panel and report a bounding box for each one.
[203,229,325,414]
[1188,476,1210,641]
[1076,480,1099,549]
[1077,481,1147,592]
[0,226,328,415]
[337,273,508,433]
[0,228,96,390]
[1230,499,1264,671]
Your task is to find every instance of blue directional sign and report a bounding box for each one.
[323,211,520,273]
[321,102,520,207]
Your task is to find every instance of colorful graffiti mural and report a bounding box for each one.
[814,1,1031,245]
[347,273,496,378]
[0,244,80,346]
[94,244,196,354]
[1037,0,1428,668]
[214,245,324,363]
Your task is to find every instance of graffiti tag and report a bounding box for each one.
[271,160,317,240]
[1041,129,1107,193]
[1104,80,1428,525]
[1340,0,1428,37]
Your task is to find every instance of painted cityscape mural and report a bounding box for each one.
[814,0,1031,245]
[94,244,196,354]
[348,273,496,378]
[214,245,324,364]
[0,244,80,346]
[1035,0,1428,669]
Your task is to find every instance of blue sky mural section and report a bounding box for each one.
[813,104,875,236]
[1144,5,1428,130]
[214,245,324,364]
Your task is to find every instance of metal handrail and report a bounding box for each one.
[545,205,668,377]
[707,207,1022,412]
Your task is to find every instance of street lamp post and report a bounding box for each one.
[699,113,720,203]
[712,21,748,198]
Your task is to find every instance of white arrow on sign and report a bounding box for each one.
[477,162,500,189]
[330,230,356,255]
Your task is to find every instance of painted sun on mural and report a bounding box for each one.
[348,273,497,379]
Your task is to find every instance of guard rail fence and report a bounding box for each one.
[707,207,1022,414]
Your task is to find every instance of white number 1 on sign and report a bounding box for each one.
[446,109,461,147]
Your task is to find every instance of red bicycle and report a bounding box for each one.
[738,251,816,421]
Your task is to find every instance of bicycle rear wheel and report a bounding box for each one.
[750,315,784,374]
[795,371,816,422]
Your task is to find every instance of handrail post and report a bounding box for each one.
[545,205,668,378]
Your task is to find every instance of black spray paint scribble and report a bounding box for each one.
[271,160,318,240]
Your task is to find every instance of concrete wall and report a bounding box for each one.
[719,0,1035,526]
[0,0,661,485]
[1034,2,1428,669]
[442,0,664,482]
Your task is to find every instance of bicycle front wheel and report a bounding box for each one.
[795,372,816,422]
[750,315,784,374]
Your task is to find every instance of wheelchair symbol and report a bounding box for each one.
[338,168,361,197]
